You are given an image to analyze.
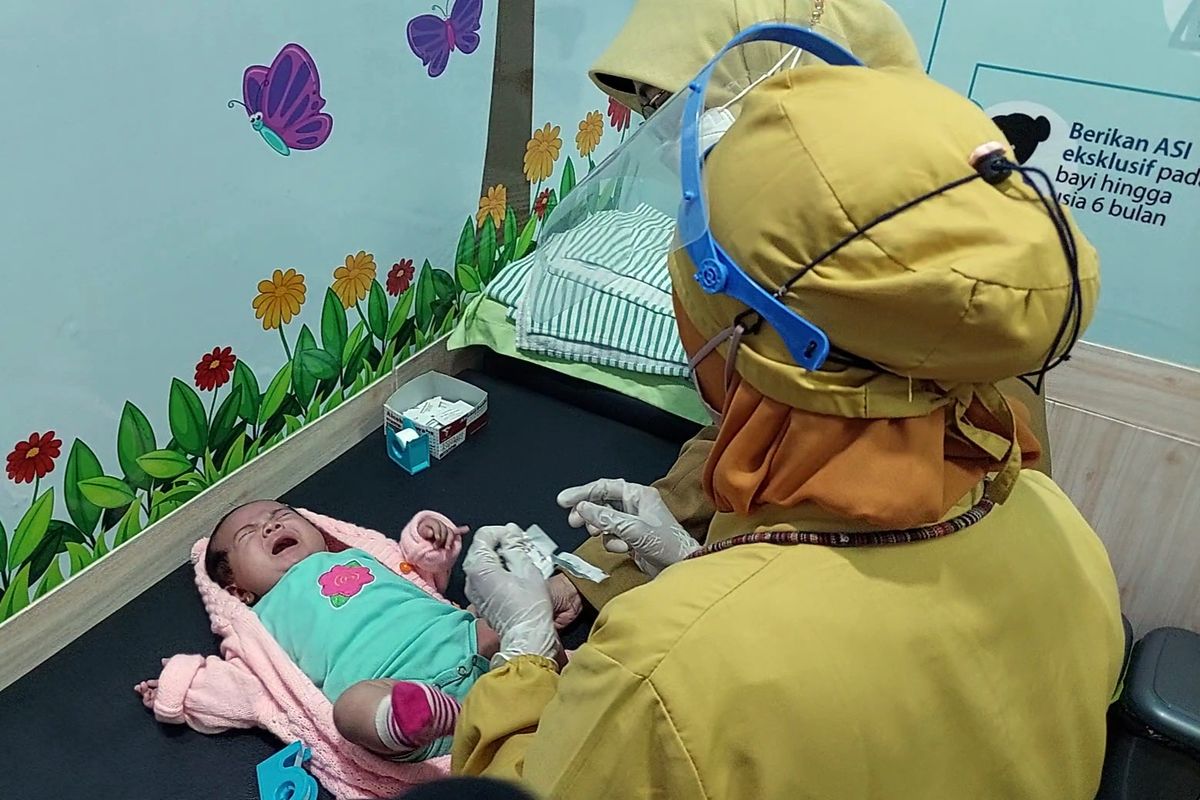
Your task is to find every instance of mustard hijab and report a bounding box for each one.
[590,0,924,108]
[670,67,1099,511]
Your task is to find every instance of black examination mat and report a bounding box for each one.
[0,365,695,800]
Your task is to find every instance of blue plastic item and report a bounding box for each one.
[678,24,864,371]
[257,740,319,800]
[386,418,431,475]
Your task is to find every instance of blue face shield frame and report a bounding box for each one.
[676,24,864,372]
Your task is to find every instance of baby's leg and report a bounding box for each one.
[332,680,460,757]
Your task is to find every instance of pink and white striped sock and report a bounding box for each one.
[374,681,461,754]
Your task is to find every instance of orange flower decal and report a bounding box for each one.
[524,124,562,183]
[253,268,307,330]
[576,111,604,158]
[332,251,377,309]
[477,184,507,229]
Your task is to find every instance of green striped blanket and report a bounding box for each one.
[486,204,689,377]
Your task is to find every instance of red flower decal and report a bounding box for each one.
[194,346,237,392]
[318,561,375,607]
[607,97,632,132]
[387,259,415,296]
[6,431,62,485]
[533,188,553,220]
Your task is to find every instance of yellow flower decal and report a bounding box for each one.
[477,184,508,229]
[253,268,307,331]
[332,251,377,309]
[575,111,604,158]
[524,123,562,183]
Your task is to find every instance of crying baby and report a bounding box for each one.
[134,500,580,762]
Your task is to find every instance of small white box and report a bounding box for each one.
[384,372,488,460]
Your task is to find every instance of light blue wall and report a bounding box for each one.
[534,0,636,173]
[888,0,1200,368]
[0,0,626,599]
[0,0,499,523]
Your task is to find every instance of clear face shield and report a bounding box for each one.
[522,24,1084,424]
[517,25,864,420]
[516,28,848,377]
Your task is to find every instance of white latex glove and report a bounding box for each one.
[557,479,700,577]
[464,524,562,668]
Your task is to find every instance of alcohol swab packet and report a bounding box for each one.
[552,552,609,583]
[524,525,609,583]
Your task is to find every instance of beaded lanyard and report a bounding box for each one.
[684,490,996,560]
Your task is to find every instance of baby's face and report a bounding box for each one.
[212,501,326,600]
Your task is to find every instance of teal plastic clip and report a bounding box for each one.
[257,740,319,800]
[386,418,430,475]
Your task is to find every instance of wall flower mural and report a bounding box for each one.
[524,123,562,184]
[607,97,632,136]
[253,268,309,363]
[0,205,555,619]
[0,0,633,624]
[387,260,416,296]
[477,184,508,229]
[6,432,62,488]
[332,251,378,310]
[576,110,604,165]
[195,348,237,393]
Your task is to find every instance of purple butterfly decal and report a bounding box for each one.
[230,43,332,156]
[407,0,484,78]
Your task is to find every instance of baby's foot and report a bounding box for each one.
[381,682,461,752]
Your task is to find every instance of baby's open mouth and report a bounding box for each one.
[271,536,298,556]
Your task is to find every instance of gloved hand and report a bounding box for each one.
[557,479,700,577]
[464,524,562,668]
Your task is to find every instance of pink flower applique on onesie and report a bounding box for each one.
[318,560,375,608]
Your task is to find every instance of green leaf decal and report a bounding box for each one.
[114,505,143,546]
[9,489,55,570]
[454,217,477,273]
[168,379,207,456]
[117,402,157,491]
[64,440,103,537]
[559,157,576,199]
[514,215,537,262]
[232,361,261,423]
[258,363,293,425]
[414,260,438,334]
[0,565,32,619]
[456,262,482,294]
[367,281,389,340]
[476,218,497,282]
[136,450,193,481]
[321,288,349,363]
[79,477,136,510]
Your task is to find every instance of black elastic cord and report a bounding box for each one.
[1006,162,1084,394]
[728,158,1082,391]
[776,173,983,296]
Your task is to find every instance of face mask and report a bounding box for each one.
[699,106,736,153]
[686,323,746,425]
[661,106,737,174]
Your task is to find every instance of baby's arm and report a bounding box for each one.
[136,653,266,734]
[397,511,468,594]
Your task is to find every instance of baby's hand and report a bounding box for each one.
[418,518,469,550]
[134,679,159,709]
[548,573,583,629]
[134,658,169,709]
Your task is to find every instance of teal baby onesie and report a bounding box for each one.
[255,549,489,757]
